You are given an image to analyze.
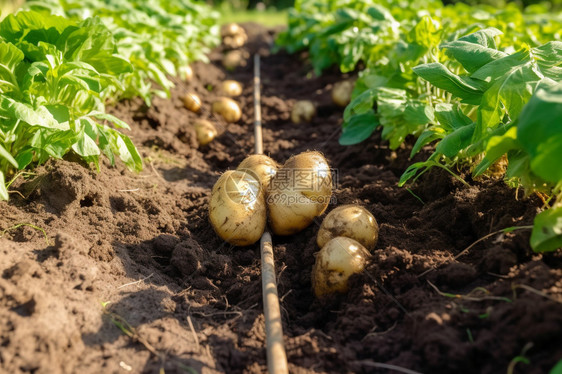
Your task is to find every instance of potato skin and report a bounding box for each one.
[291,100,315,123]
[212,97,241,123]
[194,120,217,146]
[317,205,379,250]
[237,154,279,190]
[183,93,201,113]
[267,151,332,235]
[312,236,368,297]
[209,170,266,246]
[222,50,245,70]
[331,81,354,107]
[181,65,193,81]
[222,80,243,97]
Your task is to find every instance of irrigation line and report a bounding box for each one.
[254,54,289,374]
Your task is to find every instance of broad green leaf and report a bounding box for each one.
[531,207,562,253]
[91,111,131,130]
[0,41,24,95]
[434,103,473,132]
[410,129,443,157]
[441,28,508,73]
[343,88,377,121]
[435,123,475,158]
[72,132,100,157]
[517,83,562,183]
[550,359,562,374]
[413,63,484,105]
[339,110,378,145]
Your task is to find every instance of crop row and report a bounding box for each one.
[0,1,219,200]
[277,0,562,253]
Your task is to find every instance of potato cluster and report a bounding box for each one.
[209,151,333,245]
[220,23,249,70]
[312,205,379,298]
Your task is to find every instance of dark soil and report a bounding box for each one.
[1,23,561,374]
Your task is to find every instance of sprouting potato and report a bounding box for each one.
[237,154,279,190]
[331,80,354,107]
[291,100,316,124]
[312,236,369,297]
[222,80,243,97]
[267,151,332,235]
[209,170,266,246]
[317,205,379,250]
[183,93,201,113]
[194,120,217,146]
[212,97,242,123]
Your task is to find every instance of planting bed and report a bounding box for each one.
[1,24,561,374]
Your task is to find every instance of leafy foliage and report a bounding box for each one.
[24,0,220,104]
[277,0,562,252]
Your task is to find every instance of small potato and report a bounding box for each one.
[183,93,201,113]
[222,80,243,97]
[181,65,193,81]
[237,154,279,190]
[332,81,354,107]
[209,170,266,246]
[317,205,379,250]
[222,50,246,70]
[223,33,247,49]
[291,100,316,123]
[312,237,369,297]
[221,23,245,38]
[267,151,332,235]
[212,97,242,123]
[194,120,217,146]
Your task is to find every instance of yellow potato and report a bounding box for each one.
[291,100,316,123]
[267,151,332,235]
[221,23,245,38]
[209,170,266,246]
[317,205,379,250]
[181,65,193,81]
[237,154,279,190]
[222,80,243,97]
[331,81,354,107]
[183,93,201,113]
[222,50,245,70]
[312,236,369,297]
[194,120,217,146]
[212,97,242,123]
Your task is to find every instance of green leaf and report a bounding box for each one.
[441,28,508,74]
[413,63,484,105]
[343,87,377,121]
[339,110,378,145]
[531,207,562,253]
[435,123,475,159]
[0,143,18,168]
[410,130,443,157]
[434,103,473,132]
[0,171,8,201]
[0,41,24,95]
[473,126,518,177]
[550,359,562,374]
[517,83,562,184]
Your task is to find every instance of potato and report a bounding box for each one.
[183,93,201,113]
[212,97,242,123]
[312,237,369,297]
[222,50,245,70]
[209,170,266,246]
[181,65,193,81]
[317,205,379,250]
[221,23,245,38]
[223,33,247,49]
[194,120,217,146]
[331,81,354,107]
[291,100,316,123]
[222,80,243,97]
[237,154,279,190]
[267,151,332,235]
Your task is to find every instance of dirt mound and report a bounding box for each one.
[1,23,561,374]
